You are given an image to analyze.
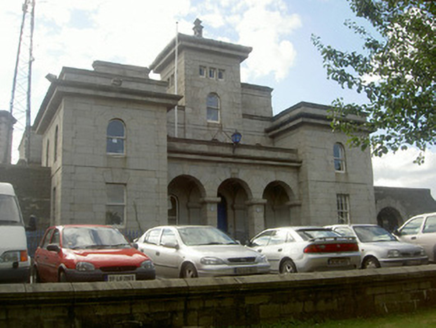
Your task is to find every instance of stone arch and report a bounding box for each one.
[263,181,294,228]
[377,207,403,232]
[217,178,253,242]
[168,175,206,225]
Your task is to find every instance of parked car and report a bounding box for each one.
[394,212,436,263]
[32,225,155,282]
[327,224,428,269]
[0,182,31,283]
[135,225,270,278]
[246,226,361,273]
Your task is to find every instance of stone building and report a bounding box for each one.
[27,21,378,241]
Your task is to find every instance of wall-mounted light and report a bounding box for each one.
[231,130,242,145]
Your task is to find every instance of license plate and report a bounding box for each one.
[406,260,421,266]
[328,258,350,266]
[234,267,257,275]
[106,274,136,282]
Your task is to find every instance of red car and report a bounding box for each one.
[32,225,155,282]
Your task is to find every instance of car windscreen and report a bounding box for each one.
[0,195,23,226]
[62,226,130,249]
[353,226,397,242]
[297,229,341,241]
[177,227,237,246]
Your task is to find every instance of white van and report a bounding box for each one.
[0,182,31,283]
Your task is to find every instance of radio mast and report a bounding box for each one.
[8,0,35,164]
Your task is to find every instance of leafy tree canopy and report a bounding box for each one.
[313,0,436,163]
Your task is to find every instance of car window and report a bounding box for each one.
[62,226,128,249]
[250,231,273,247]
[178,226,236,246]
[269,230,289,245]
[51,230,60,245]
[353,226,396,242]
[41,229,54,248]
[333,227,354,237]
[145,228,161,245]
[161,228,177,246]
[297,229,340,241]
[423,216,436,233]
[400,217,424,235]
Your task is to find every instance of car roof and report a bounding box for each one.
[47,224,116,230]
[148,225,215,230]
[263,226,328,231]
[0,182,15,196]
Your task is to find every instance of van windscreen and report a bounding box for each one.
[0,195,22,225]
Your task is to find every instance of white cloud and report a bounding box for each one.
[372,148,436,199]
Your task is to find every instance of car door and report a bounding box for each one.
[137,228,163,274]
[251,230,288,272]
[419,215,436,261]
[154,228,182,278]
[35,228,54,281]
[45,229,63,281]
[398,217,424,246]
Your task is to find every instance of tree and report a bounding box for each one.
[312,0,436,163]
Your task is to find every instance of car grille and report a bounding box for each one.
[402,251,423,257]
[100,266,137,272]
[228,257,256,263]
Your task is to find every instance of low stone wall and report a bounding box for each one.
[1,265,435,327]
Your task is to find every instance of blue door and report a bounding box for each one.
[217,195,227,232]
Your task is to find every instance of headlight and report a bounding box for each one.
[257,254,268,263]
[140,260,154,270]
[0,250,28,263]
[387,250,401,258]
[76,262,95,271]
[200,257,225,265]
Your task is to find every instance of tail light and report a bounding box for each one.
[20,250,29,262]
[304,243,358,253]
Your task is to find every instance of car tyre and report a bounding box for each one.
[362,256,380,269]
[59,270,68,282]
[279,258,297,274]
[181,263,198,278]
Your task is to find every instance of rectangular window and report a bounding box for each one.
[199,66,206,77]
[209,67,216,79]
[218,69,225,80]
[337,194,350,224]
[106,184,125,226]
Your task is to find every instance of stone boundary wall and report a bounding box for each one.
[1,265,436,327]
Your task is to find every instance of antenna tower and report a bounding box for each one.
[9,0,35,164]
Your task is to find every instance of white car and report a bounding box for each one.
[395,212,436,262]
[247,226,361,273]
[328,224,428,269]
[135,225,270,278]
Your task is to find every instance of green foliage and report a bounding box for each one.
[313,0,436,164]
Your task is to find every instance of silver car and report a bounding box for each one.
[135,225,270,278]
[328,224,428,269]
[395,212,436,262]
[247,226,361,273]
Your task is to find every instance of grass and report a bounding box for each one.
[250,307,436,328]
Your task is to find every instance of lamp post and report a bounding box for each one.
[231,130,242,145]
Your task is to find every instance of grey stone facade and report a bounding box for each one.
[20,22,413,240]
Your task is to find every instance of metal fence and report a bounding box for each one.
[26,229,144,258]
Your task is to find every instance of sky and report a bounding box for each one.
[0,0,435,198]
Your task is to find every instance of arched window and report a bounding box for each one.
[207,93,220,123]
[168,195,178,225]
[106,119,125,155]
[333,143,346,172]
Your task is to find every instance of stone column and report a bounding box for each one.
[246,198,267,238]
[200,197,221,226]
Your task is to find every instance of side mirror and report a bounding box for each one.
[133,243,139,250]
[47,244,61,253]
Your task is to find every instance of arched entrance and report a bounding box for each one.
[377,207,403,232]
[263,181,292,228]
[168,175,205,225]
[217,179,251,242]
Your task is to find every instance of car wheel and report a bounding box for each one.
[31,266,40,283]
[280,259,297,274]
[362,256,380,269]
[59,270,68,282]
[181,263,198,278]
